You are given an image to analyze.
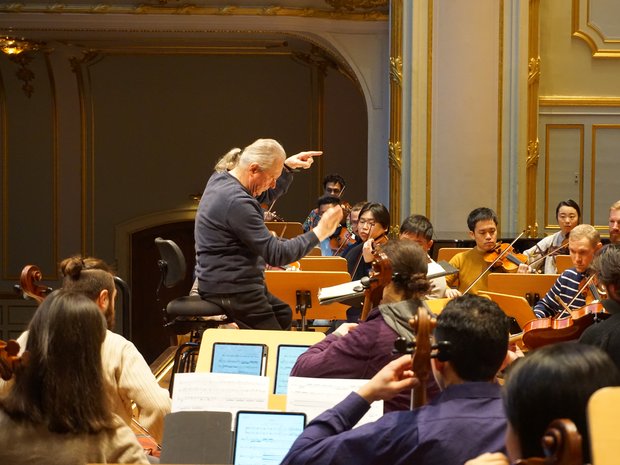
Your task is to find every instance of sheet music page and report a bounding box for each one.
[287,377,384,427]
[318,279,363,303]
[172,372,269,427]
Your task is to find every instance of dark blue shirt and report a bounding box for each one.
[194,170,319,294]
[281,382,506,465]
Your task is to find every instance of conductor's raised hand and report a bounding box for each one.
[312,205,343,241]
[284,151,322,171]
[357,355,419,404]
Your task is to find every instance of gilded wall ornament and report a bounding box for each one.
[325,0,389,10]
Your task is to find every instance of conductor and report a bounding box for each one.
[194,138,342,330]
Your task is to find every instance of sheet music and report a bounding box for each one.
[318,279,363,304]
[172,373,269,428]
[287,377,384,427]
[211,343,265,375]
[234,412,305,465]
[274,345,309,395]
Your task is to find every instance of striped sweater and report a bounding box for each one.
[533,267,588,318]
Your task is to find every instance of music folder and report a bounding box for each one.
[317,260,458,305]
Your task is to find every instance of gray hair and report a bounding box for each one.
[237,138,286,171]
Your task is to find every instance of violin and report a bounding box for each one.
[484,242,528,273]
[261,202,284,222]
[522,273,608,350]
[528,237,569,270]
[360,251,393,321]
[329,225,356,256]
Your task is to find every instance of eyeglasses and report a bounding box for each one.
[358,219,376,228]
[325,187,342,195]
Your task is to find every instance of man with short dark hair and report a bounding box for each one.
[400,214,447,298]
[445,207,503,297]
[281,294,509,465]
[302,173,347,232]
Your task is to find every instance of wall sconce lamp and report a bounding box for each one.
[0,37,40,56]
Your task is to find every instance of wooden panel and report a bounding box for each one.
[0,299,37,340]
[299,257,348,272]
[487,273,559,301]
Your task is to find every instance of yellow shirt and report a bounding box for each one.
[445,248,504,294]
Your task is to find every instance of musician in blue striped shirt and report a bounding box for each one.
[533,224,602,318]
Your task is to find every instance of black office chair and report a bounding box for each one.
[154,237,230,343]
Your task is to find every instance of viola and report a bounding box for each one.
[521,303,609,349]
[360,251,393,321]
[484,242,528,273]
[522,273,609,350]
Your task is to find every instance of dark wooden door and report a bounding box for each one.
[130,220,195,364]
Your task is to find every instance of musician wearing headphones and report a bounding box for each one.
[533,224,602,318]
[281,295,509,465]
[466,343,620,465]
[579,244,620,369]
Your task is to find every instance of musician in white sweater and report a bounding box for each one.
[0,256,171,443]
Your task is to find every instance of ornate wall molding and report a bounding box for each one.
[0,3,388,20]
[572,0,620,58]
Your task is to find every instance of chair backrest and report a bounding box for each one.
[556,255,572,273]
[155,237,187,288]
[588,386,620,465]
[436,247,471,262]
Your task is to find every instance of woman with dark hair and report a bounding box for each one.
[291,239,438,411]
[466,342,620,465]
[0,290,148,464]
[520,199,581,274]
[343,202,390,281]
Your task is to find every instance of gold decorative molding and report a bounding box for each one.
[525,0,540,238]
[527,56,540,82]
[8,53,36,97]
[388,140,401,169]
[0,4,388,20]
[540,96,620,107]
[388,0,402,227]
[325,0,389,9]
[526,138,539,168]
[389,55,402,86]
[572,0,620,58]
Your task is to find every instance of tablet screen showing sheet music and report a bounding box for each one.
[274,345,309,395]
[233,411,306,465]
[211,343,267,376]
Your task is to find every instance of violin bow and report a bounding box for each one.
[462,230,526,295]
[352,223,374,278]
[528,241,569,269]
[553,273,597,319]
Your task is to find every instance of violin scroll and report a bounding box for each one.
[17,265,51,303]
[0,339,26,381]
